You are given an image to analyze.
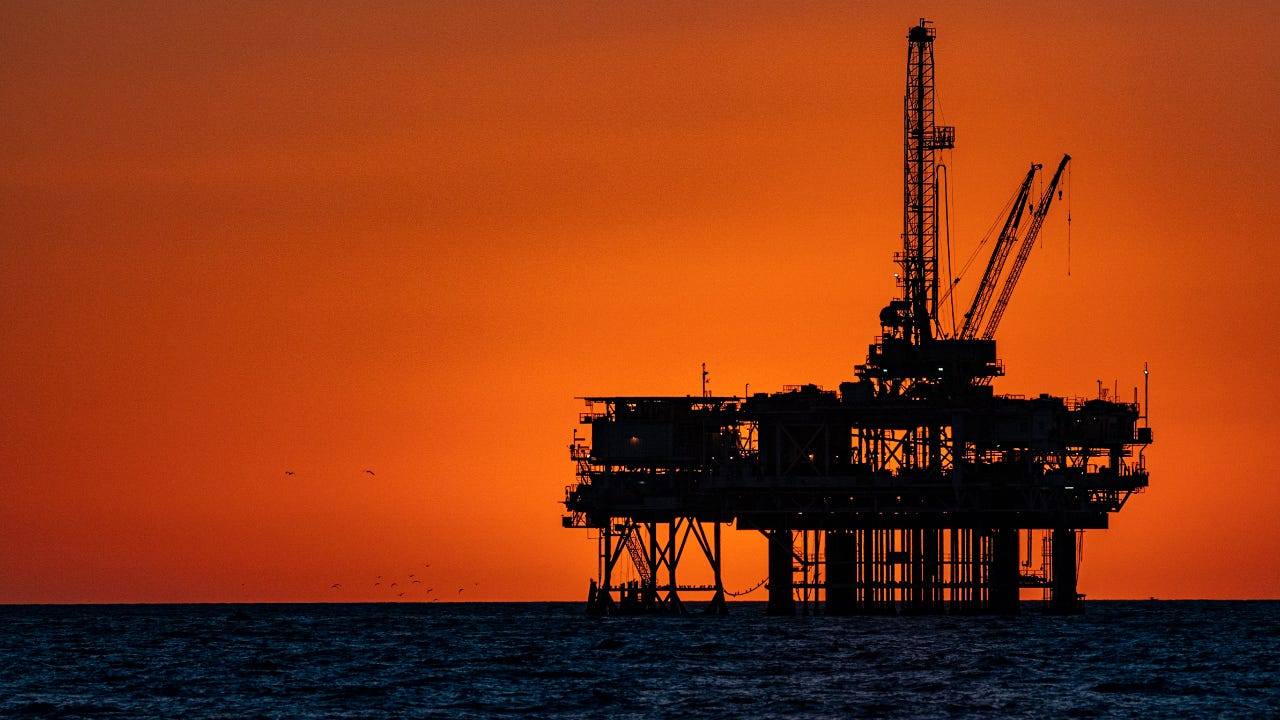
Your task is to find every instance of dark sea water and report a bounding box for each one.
[1,601,1276,719]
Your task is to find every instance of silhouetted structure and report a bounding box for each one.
[563,19,1150,616]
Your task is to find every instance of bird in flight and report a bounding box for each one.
[285,471,295,476]
[330,583,341,589]
[364,469,375,476]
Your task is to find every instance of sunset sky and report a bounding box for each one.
[3,2,1277,603]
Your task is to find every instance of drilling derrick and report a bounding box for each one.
[562,19,1150,617]
[900,20,952,347]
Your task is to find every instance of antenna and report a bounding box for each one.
[1143,362,1150,427]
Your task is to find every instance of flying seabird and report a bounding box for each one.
[364,469,375,476]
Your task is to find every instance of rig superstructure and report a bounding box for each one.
[562,19,1150,616]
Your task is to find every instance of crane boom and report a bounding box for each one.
[981,154,1071,340]
[959,163,1039,340]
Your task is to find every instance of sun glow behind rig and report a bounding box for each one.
[562,19,1150,616]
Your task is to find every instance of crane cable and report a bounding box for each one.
[936,181,1024,314]
[1067,161,1073,276]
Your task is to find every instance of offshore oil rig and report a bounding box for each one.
[562,19,1150,615]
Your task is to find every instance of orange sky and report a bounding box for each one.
[2,2,1277,603]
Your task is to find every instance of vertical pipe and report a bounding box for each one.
[924,528,939,611]
[802,530,810,616]
[668,521,680,612]
[906,528,916,611]
[599,525,615,615]
[860,527,873,612]
[971,529,983,611]
[888,529,896,612]
[898,528,906,611]
[948,528,959,612]
[646,521,658,611]
[886,529,895,612]
[875,528,883,612]
[869,529,879,611]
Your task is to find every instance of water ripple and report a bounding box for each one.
[0,602,1277,719]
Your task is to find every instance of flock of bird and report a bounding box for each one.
[327,564,478,601]
[280,470,474,601]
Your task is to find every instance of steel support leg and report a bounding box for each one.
[706,521,728,615]
[589,526,617,616]
[825,530,856,615]
[766,529,795,616]
[1050,527,1080,614]
[990,527,1021,616]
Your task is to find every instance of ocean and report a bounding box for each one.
[1,601,1275,718]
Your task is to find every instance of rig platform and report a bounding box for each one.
[562,19,1150,616]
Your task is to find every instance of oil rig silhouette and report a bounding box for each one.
[563,19,1150,616]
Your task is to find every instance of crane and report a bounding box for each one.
[980,154,1071,340]
[958,163,1040,340]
